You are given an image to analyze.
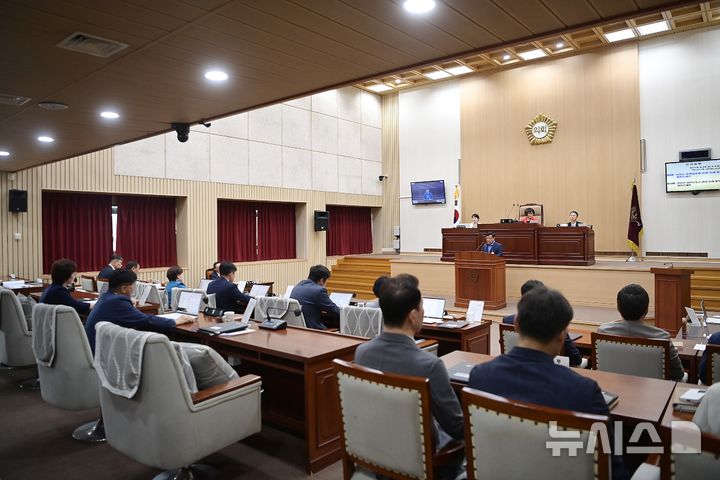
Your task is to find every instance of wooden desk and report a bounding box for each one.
[173,314,366,473]
[441,351,677,424]
[3,281,48,296]
[417,321,491,356]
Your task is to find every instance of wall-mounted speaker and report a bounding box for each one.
[9,189,27,213]
[314,210,329,231]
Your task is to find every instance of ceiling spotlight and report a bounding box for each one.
[502,54,511,61]
[100,111,119,119]
[556,42,564,49]
[0,151,9,156]
[204,70,228,81]
[403,0,435,14]
[395,78,402,84]
[38,136,54,143]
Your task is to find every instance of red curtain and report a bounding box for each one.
[217,200,257,262]
[327,206,373,256]
[115,196,177,268]
[42,192,113,273]
[257,203,296,260]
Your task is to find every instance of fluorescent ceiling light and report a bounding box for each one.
[38,136,54,143]
[424,70,451,80]
[0,151,9,156]
[446,65,473,76]
[637,21,670,36]
[367,84,393,92]
[604,28,635,42]
[403,0,435,14]
[517,49,547,61]
[204,70,228,81]
[100,111,119,119]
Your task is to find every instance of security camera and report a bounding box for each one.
[378,175,388,181]
[171,123,191,143]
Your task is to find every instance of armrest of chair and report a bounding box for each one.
[433,440,465,466]
[191,374,261,404]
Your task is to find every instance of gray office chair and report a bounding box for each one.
[340,306,383,338]
[79,275,96,292]
[498,323,518,354]
[170,288,214,312]
[97,326,262,480]
[704,344,720,385]
[462,387,610,480]
[592,332,673,380]
[32,304,104,442]
[255,296,306,327]
[0,286,36,368]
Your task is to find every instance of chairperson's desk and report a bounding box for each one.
[441,350,677,424]
[173,314,366,473]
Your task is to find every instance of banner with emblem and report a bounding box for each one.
[627,179,643,255]
[453,184,461,225]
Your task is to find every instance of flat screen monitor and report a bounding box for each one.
[666,159,720,193]
[410,180,446,205]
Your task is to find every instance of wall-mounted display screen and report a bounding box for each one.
[666,159,720,193]
[410,180,446,205]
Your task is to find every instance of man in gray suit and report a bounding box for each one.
[290,265,340,330]
[354,274,464,458]
[598,284,685,381]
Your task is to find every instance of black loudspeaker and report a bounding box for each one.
[314,210,329,231]
[9,189,27,213]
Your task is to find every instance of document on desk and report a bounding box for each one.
[672,341,684,348]
[159,312,187,321]
[220,328,255,337]
[707,317,720,324]
[694,344,707,351]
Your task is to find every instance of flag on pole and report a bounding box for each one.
[627,179,643,255]
[453,184,461,225]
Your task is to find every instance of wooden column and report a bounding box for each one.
[651,268,694,336]
[454,251,506,309]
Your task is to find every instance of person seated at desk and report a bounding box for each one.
[291,265,340,330]
[84,269,191,353]
[125,260,140,274]
[165,265,187,308]
[598,284,684,381]
[471,213,480,228]
[478,232,503,256]
[355,274,464,479]
[697,330,720,384]
[98,254,123,280]
[468,286,627,480]
[560,210,585,227]
[366,275,389,308]
[519,207,541,224]
[502,279,583,367]
[207,262,252,312]
[40,258,92,315]
[209,261,221,280]
[693,382,720,434]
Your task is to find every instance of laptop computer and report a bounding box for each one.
[422,297,446,324]
[175,291,203,316]
[235,280,247,293]
[466,300,485,322]
[198,321,248,335]
[198,279,212,292]
[685,306,708,338]
[283,285,295,299]
[248,284,270,297]
[330,292,354,308]
[242,298,257,323]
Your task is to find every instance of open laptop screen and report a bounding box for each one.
[423,298,446,319]
[198,279,211,291]
[177,291,203,316]
[330,292,354,308]
[249,284,270,297]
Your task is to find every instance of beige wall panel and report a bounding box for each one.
[460,44,640,252]
[390,258,456,297]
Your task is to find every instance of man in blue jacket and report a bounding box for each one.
[40,258,91,315]
[85,269,191,352]
[206,262,252,312]
[290,265,340,330]
[479,232,503,255]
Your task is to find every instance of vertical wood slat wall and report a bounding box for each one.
[0,142,395,289]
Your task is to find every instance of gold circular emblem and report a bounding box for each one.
[525,114,557,145]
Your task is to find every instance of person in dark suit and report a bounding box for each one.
[355,274,464,478]
[560,210,585,227]
[469,286,627,480]
[98,254,123,280]
[125,260,140,273]
[206,262,252,312]
[40,258,92,315]
[502,279,584,367]
[365,275,389,308]
[84,269,191,353]
[479,232,503,256]
[290,265,340,330]
[699,331,720,384]
[210,261,222,280]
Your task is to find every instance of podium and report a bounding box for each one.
[651,267,694,336]
[454,251,506,310]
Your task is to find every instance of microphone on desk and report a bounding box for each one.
[265,306,301,321]
[505,203,517,220]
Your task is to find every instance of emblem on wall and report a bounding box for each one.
[524,113,557,145]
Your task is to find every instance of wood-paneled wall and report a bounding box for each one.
[460,44,641,252]
[0,146,390,289]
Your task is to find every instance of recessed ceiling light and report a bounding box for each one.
[100,111,120,119]
[502,54,511,61]
[204,70,228,81]
[367,84,393,93]
[446,65,473,76]
[403,0,435,14]
[38,136,54,143]
[0,151,9,157]
[637,20,670,36]
[604,28,635,43]
[424,70,452,80]
[556,42,564,49]
[395,78,402,84]
[517,49,548,61]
